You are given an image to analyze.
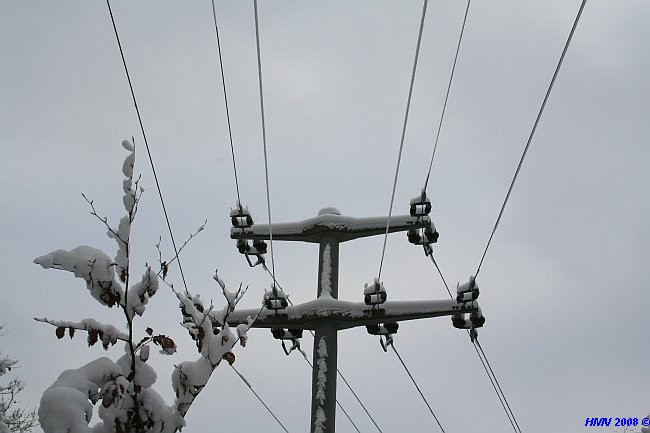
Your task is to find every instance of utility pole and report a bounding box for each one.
[226,206,480,433]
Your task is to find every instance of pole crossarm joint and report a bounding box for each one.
[230,212,432,243]
[225,298,477,330]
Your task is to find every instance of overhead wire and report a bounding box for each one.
[231,365,291,433]
[106,0,189,293]
[377,0,428,282]
[253,0,277,282]
[428,254,520,432]
[210,0,242,208]
[475,0,587,278]
[391,344,446,433]
[423,0,471,192]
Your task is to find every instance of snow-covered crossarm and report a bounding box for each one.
[231,212,432,243]
[223,298,477,330]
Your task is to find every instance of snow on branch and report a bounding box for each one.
[33,140,257,433]
[34,246,124,308]
[33,317,129,348]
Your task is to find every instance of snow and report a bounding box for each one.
[314,407,326,433]
[34,245,124,308]
[0,357,17,376]
[315,337,327,403]
[319,244,332,298]
[231,212,431,242]
[314,336,328,433]
[363,278,385,295]
[225,297,472,330]
[39,357,122,433]
[126,267,159,319]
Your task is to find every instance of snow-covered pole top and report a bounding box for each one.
[231,210,432,243]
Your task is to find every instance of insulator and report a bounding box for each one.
[265,298,288,310]
[456,289,479,303]
[409,190,432,217]
[230,207,253,228]
[452,316,472,329]
[366,322,398,336]
[231,215,253,228]
[364,292,387,305]
[271,328,303,340]
[236,239,250,254]
[408,226,439,246]
[363,279,387,306]
[424,227,439,243]
[471,315,486,328]
[456,276,478,294]
[252,239,268,255]
[470,307,485,328]
[407,229,422,244]
[263,287,289,312]
[366,324,380,335]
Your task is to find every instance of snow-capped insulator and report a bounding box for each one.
[366,322,399,336]
[364,279,387,306]
[230,206,253,228]
[263,286,289,312]
[409,190,432,217]
[271,328,303,340]
[456,276,479,303]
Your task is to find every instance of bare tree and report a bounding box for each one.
[33,140,256,433]
[0,326,38,433]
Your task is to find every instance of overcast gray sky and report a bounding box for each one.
[1,1,649,432]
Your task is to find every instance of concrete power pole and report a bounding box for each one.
[226,206,480,433]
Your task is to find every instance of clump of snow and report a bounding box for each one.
[0,357,17,376]
[34,246,124,308]
[39,358,122,433]
[314,407,327,433]
[107,216,130,281]
[319,244,332,298]
[315,336,327,403]
[126,266,159,319]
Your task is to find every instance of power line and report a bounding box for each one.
[427,253,521,432]
[231,365,291,433]
[106,0,189,293]
[378,0,429,282]
[423,0,472,191]
[210,0,242,208]
[475,0,587,277]
[253,0,277,282]
[474,338,522,433]
[391,344,446,433]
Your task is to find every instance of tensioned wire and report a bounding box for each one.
[423,0,472,192]
[475,0,588,278]
[106,0,189,294]
[253,0,277,282]
[377,0,429,282]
